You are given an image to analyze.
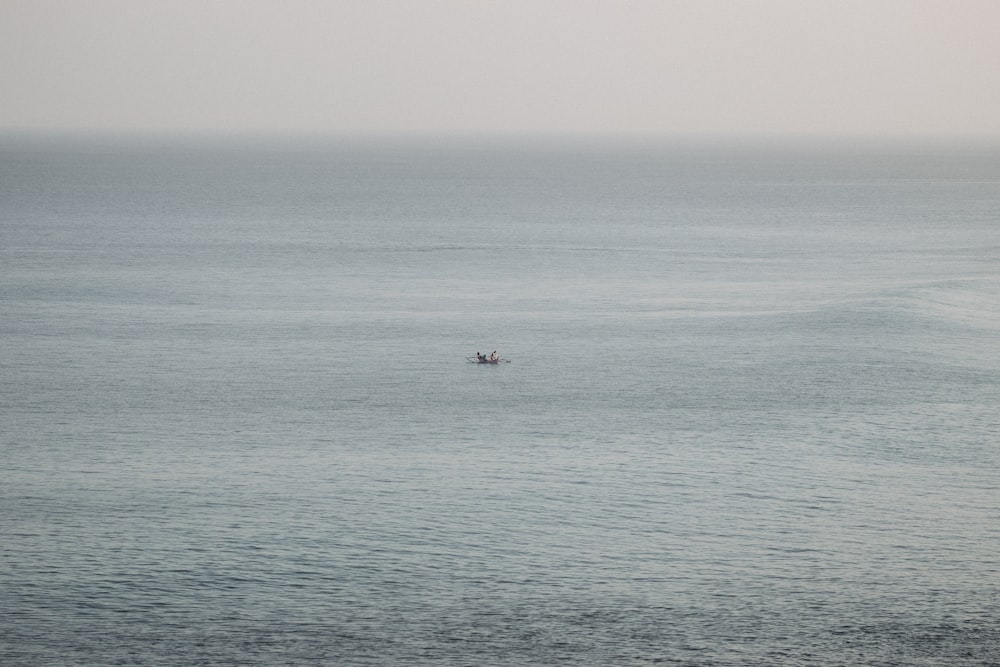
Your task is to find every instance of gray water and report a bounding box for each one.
[2,135,999,665]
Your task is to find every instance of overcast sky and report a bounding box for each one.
[2,0,998,137]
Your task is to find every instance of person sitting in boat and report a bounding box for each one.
[477,352,486,362]
[490,351,497,361]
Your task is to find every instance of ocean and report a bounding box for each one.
[2,134,998,665]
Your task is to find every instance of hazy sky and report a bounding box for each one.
[2,0,998,137]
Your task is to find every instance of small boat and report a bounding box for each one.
[466,355,509,364]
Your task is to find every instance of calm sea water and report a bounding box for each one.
[2,135,999,666]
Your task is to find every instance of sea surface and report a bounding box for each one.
[2,134,999,666]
